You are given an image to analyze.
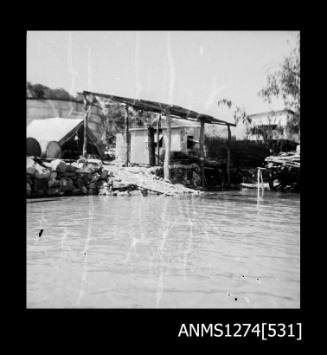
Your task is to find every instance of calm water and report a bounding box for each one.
[26,189,300,308]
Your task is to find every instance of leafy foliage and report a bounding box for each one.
[97,102,126,145]
[247,124,284,141]
[27,82,75,100]
[94,97,159,146]
[217,99,249,125]
[258,34,300,129]
[205,136,270,168]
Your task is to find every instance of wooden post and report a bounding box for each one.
[125,105,129,166]
[164,112,171,181]
[156,114,161,166]
[227,124,231,186]
[199,119,205,188]
[83,104,89,158]
[148,126,155,167]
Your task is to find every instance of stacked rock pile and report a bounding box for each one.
[26,157,109,198]
[26,157,200,198]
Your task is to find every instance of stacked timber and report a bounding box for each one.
[26,157,200,199]
[264,152,300,192]
[265,152,300,168]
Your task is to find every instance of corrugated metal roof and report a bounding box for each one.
[82,91,236,126]
[157,117,201,128]
[129,117,201,131]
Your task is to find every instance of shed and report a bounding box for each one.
[116,117,201,165]
[82,90,236,186]
[27,117,104,159]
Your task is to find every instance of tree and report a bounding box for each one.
[95,97,158,147]
[258,34,300,134]
[26,81,75,101]
[95,99,126,146]
[217,99,249,125]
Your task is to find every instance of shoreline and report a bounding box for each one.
[26,153,300,200]
[26,156,205,199]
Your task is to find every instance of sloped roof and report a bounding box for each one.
[155,117,201,128]
[130,117,201,131]
[82,91,236,127]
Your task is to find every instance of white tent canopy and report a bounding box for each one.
[27,117,103,157]
[27,117,83,152]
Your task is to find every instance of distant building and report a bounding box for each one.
[116,117,201,166]
[247,109,300,143]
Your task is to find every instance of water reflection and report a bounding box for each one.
[27,190,300,308]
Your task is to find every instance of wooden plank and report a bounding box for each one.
[199,119,205,188]
[164,112,171,181]
[26,198,60,203]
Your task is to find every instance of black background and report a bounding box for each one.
[5,10,318,349]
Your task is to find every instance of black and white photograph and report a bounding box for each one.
[26,30,300,309]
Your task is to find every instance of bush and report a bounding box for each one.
[27,82,75,101]
[205,137,270,168]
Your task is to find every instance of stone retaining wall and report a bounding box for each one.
[26,157,201,198]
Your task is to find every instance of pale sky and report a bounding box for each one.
[27,31,298,138]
